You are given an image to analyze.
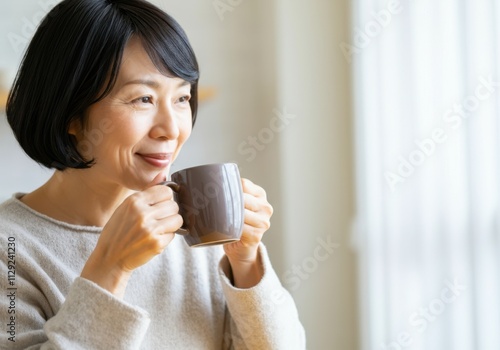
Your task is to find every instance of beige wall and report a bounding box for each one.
[274,0,358,348]
[0,0,358,348]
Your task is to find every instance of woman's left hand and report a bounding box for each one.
[223,178,273,287]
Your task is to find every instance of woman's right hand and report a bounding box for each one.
[81,185,183,298]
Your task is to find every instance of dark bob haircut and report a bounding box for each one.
[6,0,199,170]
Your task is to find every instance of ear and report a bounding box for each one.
[68,118,81,137]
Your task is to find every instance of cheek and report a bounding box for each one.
[109,111,153,143]
[178,118,193,144]
[82,120,141,160]
[171,119,192,162]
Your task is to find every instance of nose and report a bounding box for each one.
[150,103,180,140]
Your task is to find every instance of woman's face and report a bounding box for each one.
[70,37,193,190]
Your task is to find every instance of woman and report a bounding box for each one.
[0,0,305,349]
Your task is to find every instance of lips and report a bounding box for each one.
[137,153,174,168]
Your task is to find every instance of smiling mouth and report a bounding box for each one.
[137,153,174,168]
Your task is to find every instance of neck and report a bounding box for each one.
[21,170,134,227]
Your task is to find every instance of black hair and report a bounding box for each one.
[6,0,199,170]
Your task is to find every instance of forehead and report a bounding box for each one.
[115,37,189,89]
[118,37,162,80]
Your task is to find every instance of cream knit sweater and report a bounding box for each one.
[0,195,306,349]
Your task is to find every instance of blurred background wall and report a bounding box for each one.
[0,0,357,348]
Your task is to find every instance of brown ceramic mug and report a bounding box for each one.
[159,163,244,247]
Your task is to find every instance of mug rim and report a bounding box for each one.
[171,162,237,175]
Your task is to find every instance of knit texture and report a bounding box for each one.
[0,194,305,349]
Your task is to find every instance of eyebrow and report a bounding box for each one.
[121,79,190,89]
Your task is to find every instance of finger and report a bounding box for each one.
[152,213,184,235]
[244,193,261,212]
[244,209,271,230]
[241,178,267,198]
[240,223,267,244]
[148,199,180,220]
[244,194,273,217]
[140,184,175,205]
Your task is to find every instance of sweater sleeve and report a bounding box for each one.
[0,259,150,350]
[218,244,306,350]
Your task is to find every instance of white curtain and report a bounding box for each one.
[351,0,500,349]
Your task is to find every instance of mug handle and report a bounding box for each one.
[159,181,189,235]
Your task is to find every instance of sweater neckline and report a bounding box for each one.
[10,193,103,234]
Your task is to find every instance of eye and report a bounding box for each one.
[178,95,191,104]
[133,96,153,104]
